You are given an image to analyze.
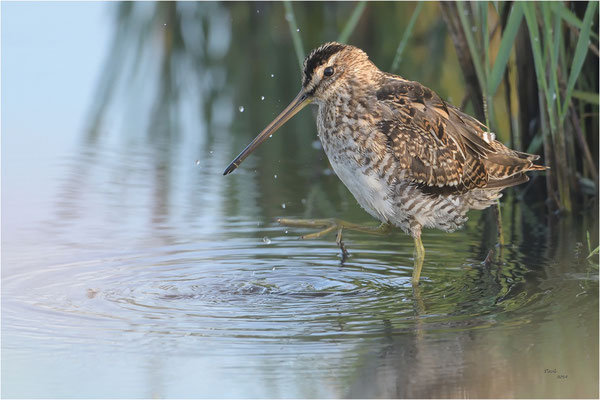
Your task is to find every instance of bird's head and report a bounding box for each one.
[301,42,376,104]
[224,42,376,175]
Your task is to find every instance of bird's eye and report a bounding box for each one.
[324,66,334,77]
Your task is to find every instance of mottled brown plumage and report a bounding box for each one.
[224,42,545,284]
[374,73,543,193]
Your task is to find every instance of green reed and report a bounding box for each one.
[443,2,598,213]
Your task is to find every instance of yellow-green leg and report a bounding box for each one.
[412,235,425,286]
[278,218,392,236]
[277,218,393,256]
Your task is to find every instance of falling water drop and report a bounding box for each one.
[262,236,271,244]
[238,106,245,112]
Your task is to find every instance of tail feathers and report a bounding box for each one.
[512,150,541,161]
[527,163,548,171]
[485,151,547,179]
[485,173,530,189]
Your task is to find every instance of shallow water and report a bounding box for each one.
[2,3,598,398]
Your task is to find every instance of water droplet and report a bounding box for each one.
[195,160,200,166]
[281,203,286,209]
[471,26,477,32]
[296,28,300,32]
[269,134,273,138]
[209,150,213,154]
[552,92,557,100]
[270,74,275,78]
[261,96,265,101]
[272,266,276,270]
[256,9,260,14]
[274,174,278,179]
[285,230,288,234]
[238,106,245,112]
[263,236,271,244]
[301,198,307,205]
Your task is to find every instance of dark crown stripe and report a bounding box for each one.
[303,42,346,87]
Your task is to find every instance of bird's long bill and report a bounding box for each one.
[223,91,312,175]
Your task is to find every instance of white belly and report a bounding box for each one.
[316,106,396,224]
[327,156,396,224]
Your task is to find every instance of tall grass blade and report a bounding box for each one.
[560,1,598,122]
[391,2,424,73]
[549,11,563,119]
[550,1,599,40]
[488,3,523,96]
[338,1,367,44]
[480,2,491,127]
[523,2,555,132]
[283,1,305,71]
[456,2,486,92]
[572,90,600,105]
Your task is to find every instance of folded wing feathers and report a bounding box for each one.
[377,77,545,193]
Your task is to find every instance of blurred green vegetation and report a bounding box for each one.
[88,1,598,221]
[441,2,598,214]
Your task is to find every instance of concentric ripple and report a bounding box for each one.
[3,217,558,353]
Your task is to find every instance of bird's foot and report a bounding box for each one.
[277,218,392,257]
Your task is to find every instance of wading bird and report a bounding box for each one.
[224,42,544,285]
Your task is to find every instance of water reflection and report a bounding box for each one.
[4,194,598,397]
[2,2,598,398]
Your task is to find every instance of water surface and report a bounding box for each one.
[2,3,598,398]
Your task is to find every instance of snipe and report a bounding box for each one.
[224,42,544,285]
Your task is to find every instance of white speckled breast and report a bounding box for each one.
[316,106,396,224]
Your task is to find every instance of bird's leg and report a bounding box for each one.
[278,218,392,236]
[335,226,350,261]
[277,218,392,255]
[412,235,425,286]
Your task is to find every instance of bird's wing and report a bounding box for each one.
[374,75,542,193]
